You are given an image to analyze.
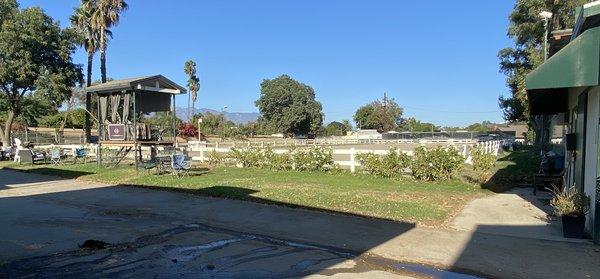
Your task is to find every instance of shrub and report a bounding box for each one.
[207,150,230,166]
[230,147,262,167]
[471,147,496,172]
[292,147,333,172]
[411,145,464,181]
[550,186,590,217]
[357,148,410,178]
[179,122,199,138]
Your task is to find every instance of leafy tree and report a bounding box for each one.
[0,1,83,146]
[143,112,181,128]
[398,117,439,133]
[84,0,127,83]
[498,0,586,148]
[184,60,200,119]
[255,75,323,136]
[466,122,491,133]
[71,2,106,142]
[499,0,584,121]
[353,94,403,132]
[322,121,351,137]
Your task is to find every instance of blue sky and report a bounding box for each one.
[19,0,514,127]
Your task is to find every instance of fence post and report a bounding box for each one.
[200,146,204,162]
[232,141,236,148]
[350,148,356,173]
[216,142,219,149]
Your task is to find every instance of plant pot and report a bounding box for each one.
[561,215,586,239]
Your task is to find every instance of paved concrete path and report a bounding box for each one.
[0,169,598,278]
[450,188,570,241]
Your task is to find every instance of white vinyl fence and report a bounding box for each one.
[189,140,508,173]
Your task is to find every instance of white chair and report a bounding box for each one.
[13,138,23,162]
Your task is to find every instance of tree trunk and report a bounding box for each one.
[84,52,93,143]
[100,28,107,83]
[531,115,553,152]
[59,98,74,144]
[0,110,15,147]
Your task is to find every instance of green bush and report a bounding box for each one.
[471,147,496,172]
[207,150,230,166]
[292,147,333,172]
[411,145,464,181]
[357,148,410,178]
[230,147,294,170]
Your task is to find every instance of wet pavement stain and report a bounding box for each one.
[0,223,484,278]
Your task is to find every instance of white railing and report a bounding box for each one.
[189,140,508,173]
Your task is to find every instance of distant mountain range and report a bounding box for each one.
[175,107,259,124]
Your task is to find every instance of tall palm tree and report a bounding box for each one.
[84,0,128,83]
[184,60,200,120]
[71,5,101,142]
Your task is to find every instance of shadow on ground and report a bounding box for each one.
[1,166,597,278]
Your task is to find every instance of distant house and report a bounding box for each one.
[343,129,382,140]
[491,123,563,143]
[525,1,600,243]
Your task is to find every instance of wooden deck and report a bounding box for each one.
[100,140,174,147]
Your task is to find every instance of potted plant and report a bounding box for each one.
[550,186,590,238]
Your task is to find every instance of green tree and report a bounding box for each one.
[0,1,83,146]
[398,117,439,133]
[353,94,403,132]
[255,75,323,136]
[466,122,491,133]
[184,60,201,119]
[71,2,105,142]
[84,0,127,83]
[498,0,586,148]
[323,121,348,137]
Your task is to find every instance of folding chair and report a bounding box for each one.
[170,154,191,176]
[73,148,87,164]
[50,148,62,165]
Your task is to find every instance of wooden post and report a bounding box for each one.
[200,145,204,162]
[350,147,356,173]
[133,90,138,171]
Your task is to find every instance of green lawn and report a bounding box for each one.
[0,161,488,226]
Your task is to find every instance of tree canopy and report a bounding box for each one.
[255,75,323,136]
[498,0,585,122]
[398,117,439,133]
[0,0,83,145]
[353,94,403,133]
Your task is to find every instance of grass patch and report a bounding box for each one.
[0,161,488,226]
[483,146,541,192]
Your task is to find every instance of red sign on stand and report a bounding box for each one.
[108,124,126,141]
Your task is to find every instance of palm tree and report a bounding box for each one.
[84,0,128,83]
[71,5,101,142]
[184,60,200,120]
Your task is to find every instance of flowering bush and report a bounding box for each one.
[179,122,198,138]
[470,147,496,172]
[206,150,230,166]
[292,147,333,172]
[357,148,410,178]
[230,147,294,170]
[411,145,464,181]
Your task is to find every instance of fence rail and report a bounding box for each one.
[189,140,508,173]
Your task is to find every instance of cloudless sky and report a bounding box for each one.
[19,0,514,127]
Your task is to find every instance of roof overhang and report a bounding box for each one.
[85,75,187,95]
[525,27,600,115]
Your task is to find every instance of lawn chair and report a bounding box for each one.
[171,154,191,176]
[17,149,46,165]
[73,148,87,164]
[50,148,62,165]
